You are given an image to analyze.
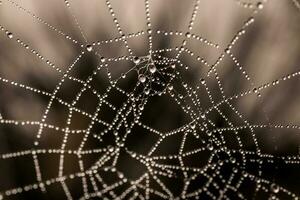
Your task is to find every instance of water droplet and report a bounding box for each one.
[185,32,191,38]
[171,64,176,69]
[270,184,279,193]
[200,114,206,119]
[139,74,146,83]
[139,104,144,110]
[149,64,157,73]
[167,85,173,90]
[207,144,214,151]
[200,79,205,84]
[118,172,124,179]
[133,56,141,64]
[108,146,114,152]
[86,44,93,52]
[7,32,13,39]
[190,123,196,129]
[144,89,150,95]
[100,57,106,62]
[230,157,236,163]
[257,2,263,9]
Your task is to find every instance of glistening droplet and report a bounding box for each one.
[7,32,13,39]
[86,44,93,52]
[149,64,157,73]
[139,74,146,83]
[133,56,141,64]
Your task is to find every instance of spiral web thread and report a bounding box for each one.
[0,0,300,199]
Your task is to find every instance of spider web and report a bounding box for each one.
[0,0,300,199]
